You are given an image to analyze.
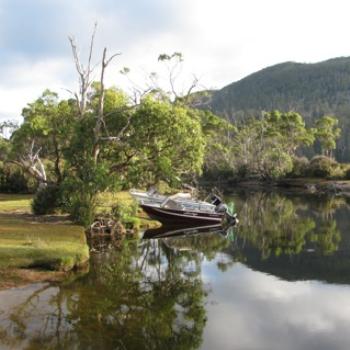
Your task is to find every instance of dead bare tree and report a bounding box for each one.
[92,48,121,161]
[158,52,199,103]
[69,24,124,163]
[10,140,47,188]
[68,23,97,117]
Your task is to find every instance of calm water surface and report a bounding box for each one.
[1,191,350,350]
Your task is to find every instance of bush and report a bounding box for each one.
[112,200,139,229]
[0,165,32,193]
[344,167,350,180]
[112,200,138,221]
[261,150,293,180]
[289,156,309,178]
[31,185,61,215]
[61,190,97,226]
[307,156,338,178]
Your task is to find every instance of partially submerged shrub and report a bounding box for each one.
[307,156,339,178]
[112,200,139,229]
[32,185,61,215]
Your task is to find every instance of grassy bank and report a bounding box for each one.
[0,194,32,212]
[0,194,89,273]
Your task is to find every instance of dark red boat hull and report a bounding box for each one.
[140,204,224,225]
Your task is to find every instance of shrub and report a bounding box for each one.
[112,200,138,221]
[344,167,350,180]
[61,190,97,226]
[289,156,309,178]
[261,150,293,180]
[0,165,32,193]
[112,200,139,229]
[31,185,61,215]
[307,156,338,178]
[235,164,249,179]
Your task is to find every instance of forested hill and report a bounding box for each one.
[200,57,350,161]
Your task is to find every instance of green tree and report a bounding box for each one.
[9,90,76,187]
[127,96,205,186]
[315,115,341,157]
[264,110,315,155]
[229,111,315,179]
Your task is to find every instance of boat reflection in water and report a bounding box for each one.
[142,223,236,240]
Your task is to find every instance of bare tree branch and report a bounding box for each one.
[68,24,98,117]
[92,47,122,162]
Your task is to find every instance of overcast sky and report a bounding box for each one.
[1,0,350,121]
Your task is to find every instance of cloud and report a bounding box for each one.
[202,261,350,350]
[1,0,350,121]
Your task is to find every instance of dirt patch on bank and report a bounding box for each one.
[0,268,69,290]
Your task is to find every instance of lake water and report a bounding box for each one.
[1,191,350,350]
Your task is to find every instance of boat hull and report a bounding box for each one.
[141,204,224,225]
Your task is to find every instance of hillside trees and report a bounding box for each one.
[229,111,315,179]
[204,58,350,161]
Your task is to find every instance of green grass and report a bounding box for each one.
[0,190,159,274]
[0,194,32,213]
[0,215,89,270]
[0,194,89,271]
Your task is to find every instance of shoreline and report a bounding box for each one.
[204,178,350,196]
[1,183,348,291]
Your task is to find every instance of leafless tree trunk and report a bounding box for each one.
[69,24,122,164]
[11,140,47,188]
[92,48,121,162]
[68,23,97,117]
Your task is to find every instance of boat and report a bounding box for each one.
[129,188,167,204]
[131,188,237,226]
[140,197,237,226]
[130,189,220,211]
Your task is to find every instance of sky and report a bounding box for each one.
[1,0,350,122]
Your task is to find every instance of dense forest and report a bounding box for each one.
[196,57,350,161]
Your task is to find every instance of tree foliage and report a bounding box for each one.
[315,115,341,157]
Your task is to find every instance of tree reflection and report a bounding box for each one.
[0,238,208,350]
[0,191,348,349]
[234,192,342,258]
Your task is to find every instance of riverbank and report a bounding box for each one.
[217,178,350,196]
[0,192,160,290]
[0,194,89,289]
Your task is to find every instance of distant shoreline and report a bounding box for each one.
[203,178,350,196]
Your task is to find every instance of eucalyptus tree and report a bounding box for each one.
[230,111,315,179]
[9,90,75,187]
[315,115,341,157]
[62,29,206,224]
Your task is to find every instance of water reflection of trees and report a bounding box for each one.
[235,192,342,258]
[0,238,210,350]
[1,192,348,348]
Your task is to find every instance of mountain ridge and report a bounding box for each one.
[197,56,350,161]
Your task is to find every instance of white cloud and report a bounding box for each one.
[2,0,350,120]
[202,260,350,350]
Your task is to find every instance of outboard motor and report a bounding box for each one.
[215,203,228,213]
[210,194,222,206]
